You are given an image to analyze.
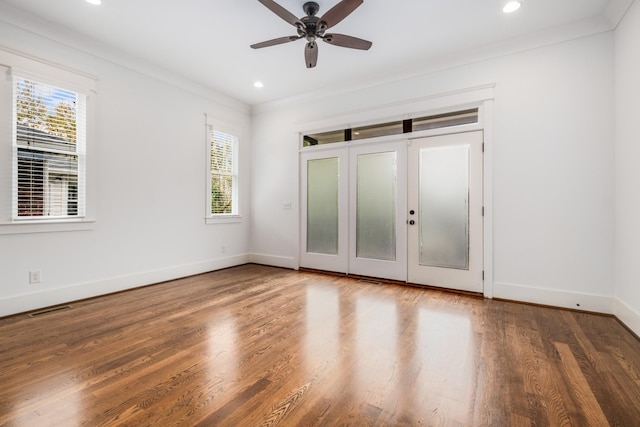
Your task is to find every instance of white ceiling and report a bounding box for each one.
[0,0,631,106]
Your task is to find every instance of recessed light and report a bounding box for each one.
[86,0,102,5]
[503,1,521,13]
[254,81,264,88]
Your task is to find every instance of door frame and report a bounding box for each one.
[295,86,495,298]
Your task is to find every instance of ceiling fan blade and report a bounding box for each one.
[322,33,372,50]
[319,0,364,29]
[258,0,303,27]
[251,36,301,49]
[305,41,318,68]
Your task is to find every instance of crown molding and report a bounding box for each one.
[0,2,250,115]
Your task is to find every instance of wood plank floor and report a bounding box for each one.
[1,264,639,426]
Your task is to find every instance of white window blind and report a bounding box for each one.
[13,76,86,219]
[210,128,238,215]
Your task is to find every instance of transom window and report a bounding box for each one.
[303,108,479,147]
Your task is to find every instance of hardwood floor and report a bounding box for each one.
[1,264,639,426]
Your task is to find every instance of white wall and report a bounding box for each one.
[0,21,252,316]
[251,32,617,314]
[614,0,640,335]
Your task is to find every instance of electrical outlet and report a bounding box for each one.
[29,270,41,284]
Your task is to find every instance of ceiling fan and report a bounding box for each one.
[251,0,372,68]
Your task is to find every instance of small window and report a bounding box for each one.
[352,120,403,140]
[303,130,345,147]
[412,109,478,132]
[209,128,238,216]
[13,77,86,220]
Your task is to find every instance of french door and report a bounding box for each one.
[300,148,348,273]
[300,131,483,292]
[407,131,483,293]
[348,141,407,281]
[300,141,407,280]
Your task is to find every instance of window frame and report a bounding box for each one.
[12,76,87,221]
[205,117,241,224]
[0,49,96,235]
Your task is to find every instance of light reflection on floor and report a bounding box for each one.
[415,306,475,420]
[207,313,238,394]
[355,293,398,406]
[12,370,83,427]
[300,279,476,423]
[305,284,339,371]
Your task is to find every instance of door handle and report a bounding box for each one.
[409,220,415,225]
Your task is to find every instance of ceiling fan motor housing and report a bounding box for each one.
[303,2,320,16]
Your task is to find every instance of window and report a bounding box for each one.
[352,120,403,140]
[208,127,238,217]
[412,109,478,132]
[13,77,86,220]
[302,108,479,147]
[304,130,346,146]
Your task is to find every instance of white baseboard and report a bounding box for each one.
[492,281,614,314]
[249,253,297,269]
[0,254,250,317]
[614,297,640,337]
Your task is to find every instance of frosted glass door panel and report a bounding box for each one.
[348,140,407,282]
[419,145,469,269]
[356,152,396,261]
[307,157,339,254]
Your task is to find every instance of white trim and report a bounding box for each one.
[292,133,301,270]
[0,48,97,95]
[204,114,242,137]
[9,66,95,96]
[0,218,95,235]
[205,215,242,225]
[250,253,297,269]
[614,297,640,338]
[296,84,495,137]
[603,0,636,28]
[0,254,251,317]
[493,281,614,314]
[481,100,494,299]
[0,44,98,83]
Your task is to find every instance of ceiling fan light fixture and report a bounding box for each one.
[86,0,102,5]
[253,81,264,88]
[503,1,521,13]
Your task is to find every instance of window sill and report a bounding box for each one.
[205,215,242,225]
[0,218,96,235]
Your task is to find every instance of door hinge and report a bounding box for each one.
[482,270,485,280]
[482,142,485,153]
[482,206,485,216]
